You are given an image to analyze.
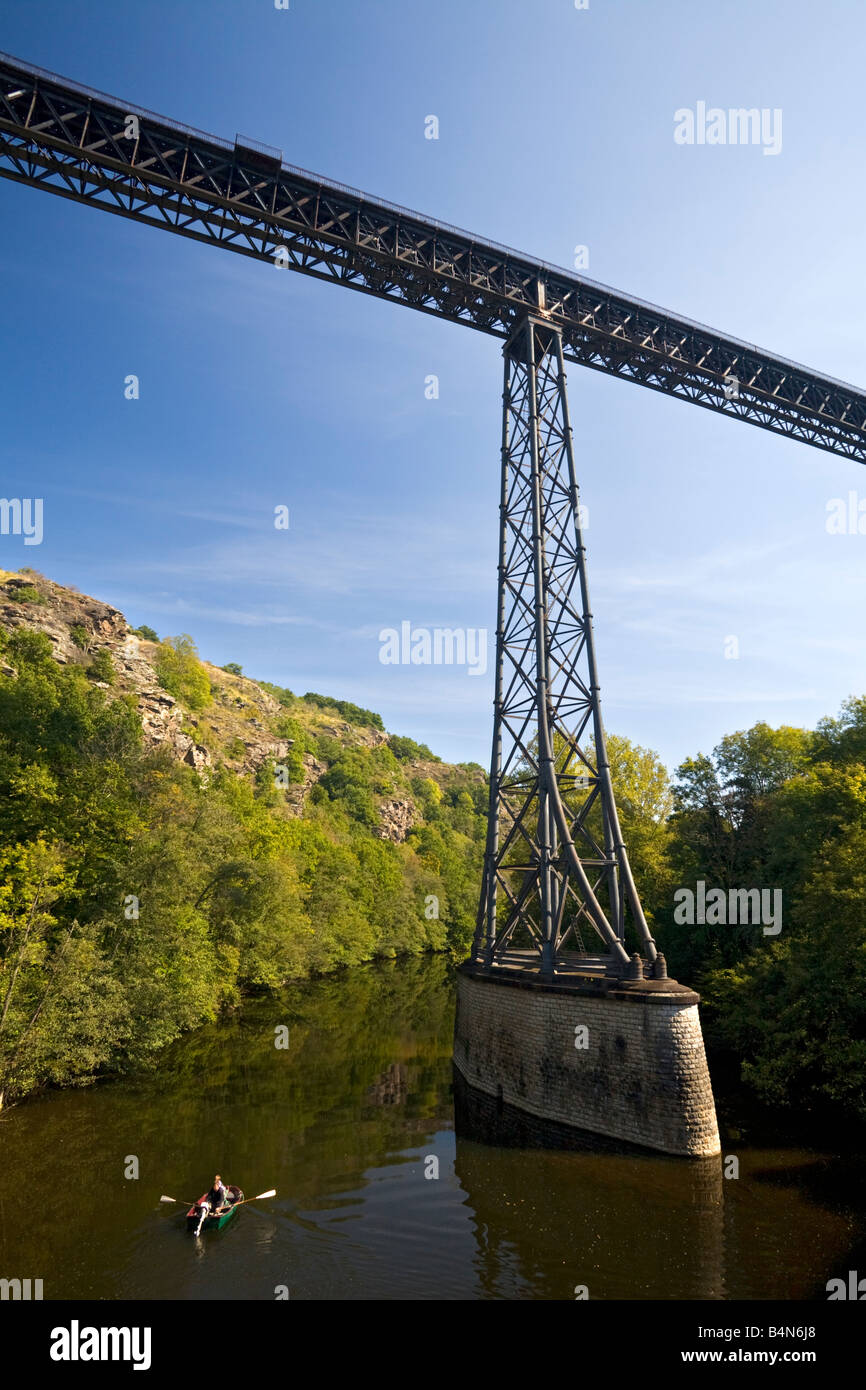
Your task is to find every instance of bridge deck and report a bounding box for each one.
[1,49,865,461]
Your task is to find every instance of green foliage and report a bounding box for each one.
[704,821,866,1118]
[259,684,383,732]
[594,734,674,933]
[6,628,54,668]
[9,585,46,605]
[390,734,439,762]
[131,625,158,643]
[70,625,91,651]
[813,695,866,765]
[302,691,385,730]
[155,634,212,711]
[273,714,311,752]
[411,776,443,821]
[17,589,866,1127]
[86,650,116,685]
[316,743,399,826]
[222,662,243,676]
[655,708,866,1121]
[276,738,307,784]
[257,681,295,707]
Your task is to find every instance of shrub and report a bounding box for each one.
[155,635,212,711]
[274,714,311,753]
[10,585,46,605]
[258,681,295,707]
[131,625,158,643]
[222,662,243,676]
[302,692,384,730]
[87,650,116,685]
[390,734,439,763]
[284,748,306,783]
[7,628,54,666]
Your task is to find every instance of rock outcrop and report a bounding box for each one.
[376,797,416,843]
[0,571,302,783]
[0,570,474,819]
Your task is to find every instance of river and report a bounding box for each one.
[0,955,862,1300]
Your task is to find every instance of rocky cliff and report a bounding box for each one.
[0,567,481,841]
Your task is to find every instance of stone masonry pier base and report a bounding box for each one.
[453,963,721,1158]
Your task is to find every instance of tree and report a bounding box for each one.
[0,840,75,1108]
[660,721,815,980]
[705,818,866,1120]
[813,695,866,765]
[600,733,674,931]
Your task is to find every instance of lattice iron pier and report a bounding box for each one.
[476,317,656,980]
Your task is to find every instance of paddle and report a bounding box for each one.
[161,1192,209,1234]
[231,1188,276,1208]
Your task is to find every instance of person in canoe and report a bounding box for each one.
[205,1174,231,1217]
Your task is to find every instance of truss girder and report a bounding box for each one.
[1,51,865,461]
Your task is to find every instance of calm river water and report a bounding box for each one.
[0,955,862,1300]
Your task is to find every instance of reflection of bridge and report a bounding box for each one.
[2,51,862,1153]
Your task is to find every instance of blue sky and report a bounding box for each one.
[1,0,865,771]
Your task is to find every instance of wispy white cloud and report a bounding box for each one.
[117,514,494,601]
[104,585,338,631]
[55,485,275,532]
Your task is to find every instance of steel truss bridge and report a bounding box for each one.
[2,50,864,979]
